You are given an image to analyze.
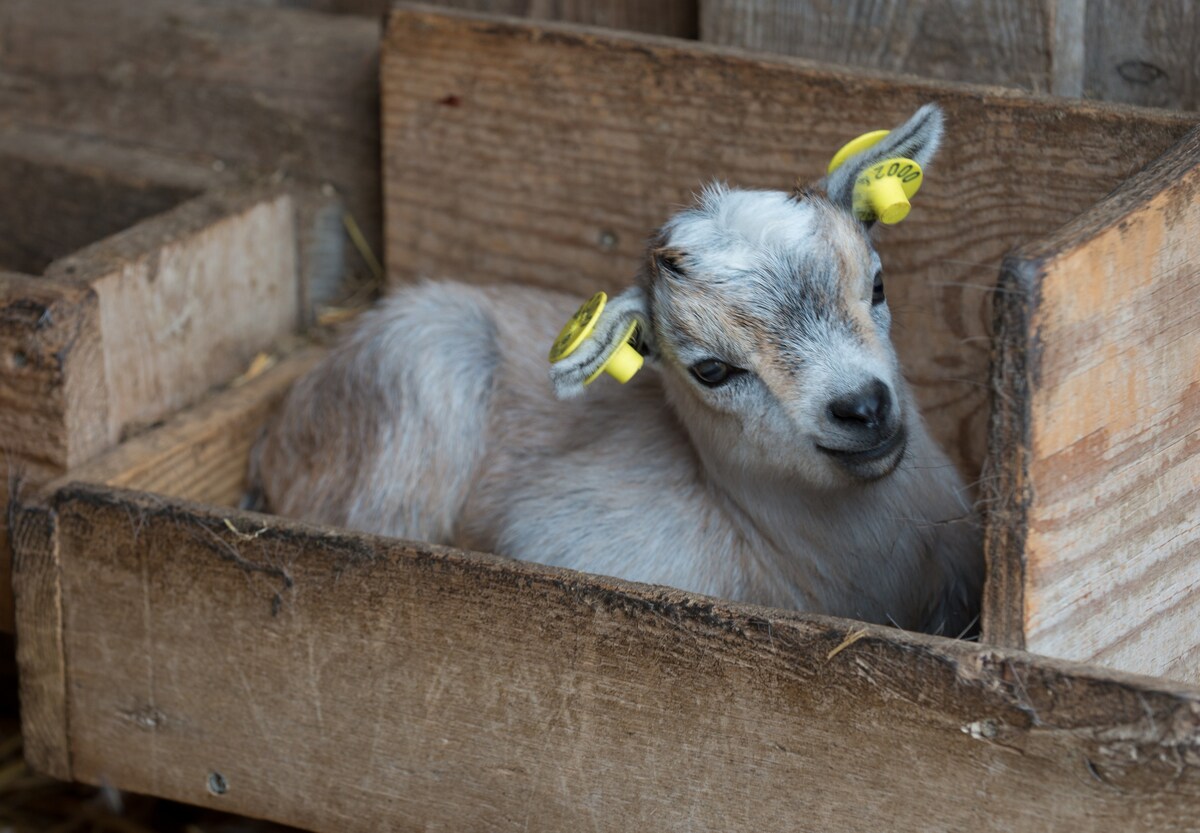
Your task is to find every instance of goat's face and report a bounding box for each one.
[647,185,906,487]
[547,104,944,488]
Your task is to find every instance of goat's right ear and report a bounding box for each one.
[548,286,654,399]
[820,103,944,224]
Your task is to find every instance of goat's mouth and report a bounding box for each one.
[816,425,908,480]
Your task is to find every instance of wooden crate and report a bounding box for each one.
[12,7,1200,832]
[0,136,342,628]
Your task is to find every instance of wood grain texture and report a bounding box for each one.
[45,188,303,441]
[986,126,1200,681]
[382,6,1196,485]
[700,0,1058,92]
[700,0,1200,109]
[51,349,324,508]
[1084,0,1198,111]
[10,504,69,780]
[0,0,382,259]
[24,480,1200,831]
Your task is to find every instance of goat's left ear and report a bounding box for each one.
[821,103,944,223]
[548,286,655,399]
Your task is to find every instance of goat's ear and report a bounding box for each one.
[821,103,944,221]
[549,286,655,399]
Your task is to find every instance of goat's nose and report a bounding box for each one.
[828,380,891,429]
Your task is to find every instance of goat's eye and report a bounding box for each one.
[872,270,885,305]
[690,359,733,387]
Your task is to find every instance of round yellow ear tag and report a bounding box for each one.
[827,130,924,225]
[549,292,644,385]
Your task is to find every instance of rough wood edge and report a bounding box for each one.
[9,500,70,779]
[981,256,1041,649]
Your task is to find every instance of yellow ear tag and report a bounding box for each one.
[548,292,644,385]
[827,130,924,225]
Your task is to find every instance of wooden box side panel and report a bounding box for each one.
[45,190,302,441]
[381,6,1195,484]
[34,483,1200,832]
[1010,128,1200,682]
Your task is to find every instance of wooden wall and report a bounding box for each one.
[701,0,1200,111]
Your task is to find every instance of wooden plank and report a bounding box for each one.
[0,0,382,261]
[44,187,304,442]
[381,6,1197,485]
[10,504,69,780]
[985,126,1200,682]
[1084,0,1198,112]
[51,348,324,507]
[27,481,1200,831]
[699,0,1059,92]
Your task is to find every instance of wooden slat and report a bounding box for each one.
[1084,0,1198,112]
[0,0,382,260]
[381,6,1196,485]
[22,481,1200,831]
[51,348,324,507]
[700,0,1060,92]
[45,187,303,441]
[985,126,1200,682]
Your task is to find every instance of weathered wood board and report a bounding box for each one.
[985,126,1200,682]
[13,467,1200,832]
[381,5,1197,485]
[1083,0,1199,111]
[0,0,382,261]
[700,0,1199,111]
[700,0,1066,92]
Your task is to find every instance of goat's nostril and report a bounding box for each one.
[829,380,890,429]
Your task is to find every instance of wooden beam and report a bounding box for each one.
[13,479,1200,831]
[985,126,1200,682]
[381,5,1196,485]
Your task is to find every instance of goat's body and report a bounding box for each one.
[256,280,979,631]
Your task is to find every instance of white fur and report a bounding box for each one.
[254,105,983,635]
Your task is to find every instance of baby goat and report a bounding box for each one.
[253,104,982,635]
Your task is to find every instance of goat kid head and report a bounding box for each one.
[550,104,944,490]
